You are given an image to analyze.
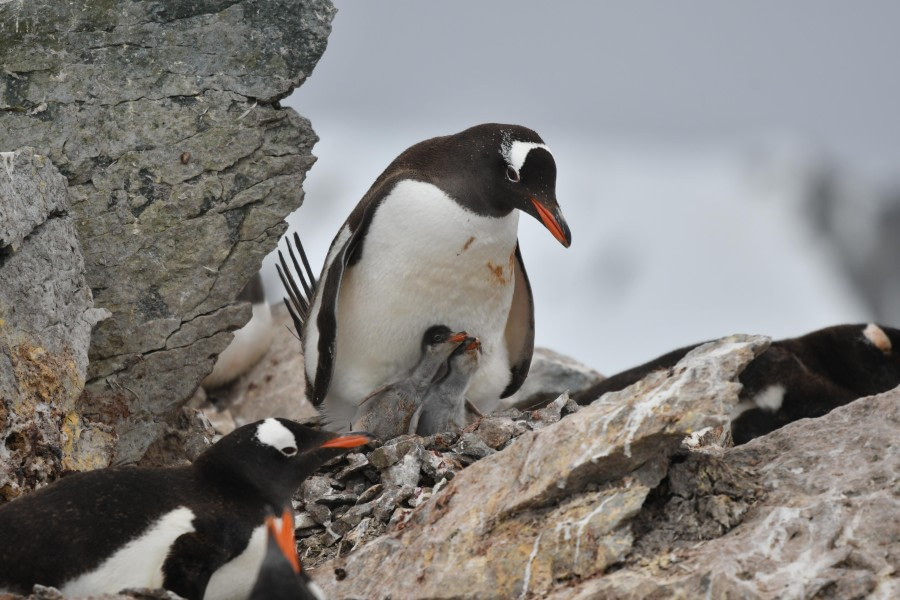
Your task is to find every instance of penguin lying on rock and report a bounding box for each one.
[0,419,372,600]
[286,123,571,426]
[574,323,900,444]
[249,508,323,600]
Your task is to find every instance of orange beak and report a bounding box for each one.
[531,198,571,247]
[319,432,374,449]
[449,332,468,343]
[266,508,300,573]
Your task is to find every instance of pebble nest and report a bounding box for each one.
[296,393,580,571]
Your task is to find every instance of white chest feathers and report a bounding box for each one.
[203,523,270,600]
[60,507,197,597]
[324,180,521,420]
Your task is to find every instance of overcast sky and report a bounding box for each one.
[273,2,898,374]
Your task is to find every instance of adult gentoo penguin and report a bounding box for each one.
[303,123,571,425]
[0,419,372,600]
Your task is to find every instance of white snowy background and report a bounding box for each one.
[261,1,900,375]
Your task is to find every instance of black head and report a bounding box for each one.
[420,325,468,350]
[391,123,571,247]
[807,323,900,395]
[194,418,373,505]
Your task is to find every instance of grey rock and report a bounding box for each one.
[367,436,424,470]
[340,517,384,553]
[0,148,113,500]
[381,452,422,489]
[311,335,769,599]
[356,483,383,505]
[0,0,335,463]
[549,389,900,599]
[472,416,517,449]
[450,432,496,460]
[503,346,605,410]
[373,486,414,524]
[304,502,331,527]
[335,452,370,481]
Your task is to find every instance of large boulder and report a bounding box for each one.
[0,0,335,463]
[0,148,111,501]
[313,335,771,598]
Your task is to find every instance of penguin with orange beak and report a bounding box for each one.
[300,123,571,427]
[0,419,373,600]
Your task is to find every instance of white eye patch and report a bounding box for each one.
[255,418,298,456]
[863,323,892,354]
[502,140,551,174]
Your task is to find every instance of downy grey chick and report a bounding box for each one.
[415,337,482,436]
[352,325,467,440]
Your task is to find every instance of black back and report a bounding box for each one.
[0,419,365,599]
[573,324,900,444]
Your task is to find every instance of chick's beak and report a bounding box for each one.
[530,197,571,248]
[449,332,468,343]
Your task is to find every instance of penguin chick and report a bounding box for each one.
[249,508,323,600]
[0,419,372,600]
[415,337,482,436]
[352,326,468,441]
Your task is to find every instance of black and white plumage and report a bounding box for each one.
[351,325,468,439]
[573,323,900,444]
[297,123,570,426]
[0,419,371,600]
[415,337,482,436]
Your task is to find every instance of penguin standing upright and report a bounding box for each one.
[302,123,571,425]
[0,419,372,600]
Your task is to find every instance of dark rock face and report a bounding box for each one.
[0,148,112,501]
[0,0,336,463]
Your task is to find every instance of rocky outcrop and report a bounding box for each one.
[548,387,900,599]
[0,148,111,501]
[0,0,335,463]
[312,335,771,598]
[302,330,899,599]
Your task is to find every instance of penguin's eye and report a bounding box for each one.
[506,166,520,183]
[281,446,297,456]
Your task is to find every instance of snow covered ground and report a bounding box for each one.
[261,120,870,375]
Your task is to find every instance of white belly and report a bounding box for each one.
[61,507,196,596]
[323,180,520,424]
[203,523,268,600]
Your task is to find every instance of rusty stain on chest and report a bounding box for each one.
[486,252,516,286]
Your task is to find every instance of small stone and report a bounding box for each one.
[294,511,319,530]
[368,436,424,469]
[334,568,347,581]
[304,502,331,526]
[422,431,460,451]
[318,491,359,507]
[342,516,385,551]
[357,483,384,504]
[388,507,414,529]
[451,432,495,460]
[528,392,571,428]
[409,486,433,508]
[336,452,370,480]
[299,475,335,503]
[382,452,422,489]
[474,417,517,449]
[373,485,414,523]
